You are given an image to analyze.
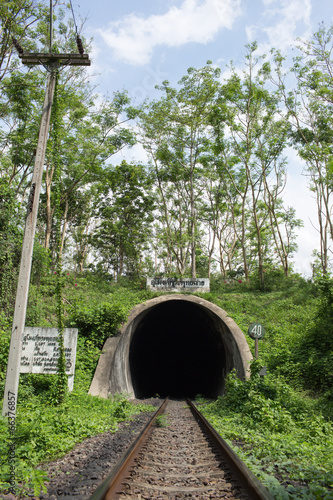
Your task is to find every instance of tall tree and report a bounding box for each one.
[0,0,54,313]
[139,63,220,277]
[0,0,48,86]
[212,44,292,287]
[41,88,137,258]
[273,24,333,273]
[92,161,155,278]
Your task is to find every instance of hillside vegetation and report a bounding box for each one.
[1,272,333,498]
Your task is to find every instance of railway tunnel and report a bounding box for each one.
[89,295,252,399]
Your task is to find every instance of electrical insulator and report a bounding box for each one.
[12,37,24,55]
[76,35,84,55]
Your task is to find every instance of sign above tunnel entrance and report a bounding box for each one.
[147,277,210,293]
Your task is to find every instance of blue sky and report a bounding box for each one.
[68,0,332,276]
[73,0,331,100]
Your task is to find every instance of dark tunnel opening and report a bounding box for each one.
[129,300,226,399]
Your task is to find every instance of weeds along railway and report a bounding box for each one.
[90,399,273,500]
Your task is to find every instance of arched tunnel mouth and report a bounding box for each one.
[129,300,226,399]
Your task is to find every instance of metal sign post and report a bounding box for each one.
[247,322,265,360]
[2,26,90,417]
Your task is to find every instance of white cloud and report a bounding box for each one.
[244,0,312,58]
[262,0,312,50]
[245,25,258,42]
[98,0,242,65]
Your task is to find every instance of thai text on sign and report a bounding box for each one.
[20,327,78,390]
[147,277,210,292]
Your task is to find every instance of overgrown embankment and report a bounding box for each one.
[1,272,333,498]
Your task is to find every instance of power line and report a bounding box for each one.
[69,0,79,35]
[68,0,85,55]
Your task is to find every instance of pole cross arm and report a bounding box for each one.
[19,52,91,66]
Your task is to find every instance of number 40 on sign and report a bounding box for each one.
[248,322,265,359]
[248,322,265,340]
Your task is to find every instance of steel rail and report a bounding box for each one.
[89,398,168,500]
[186,398,274,500]
[90,398,274,500]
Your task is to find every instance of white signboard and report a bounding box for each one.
[147,277,210,293]
[20,327,78,391]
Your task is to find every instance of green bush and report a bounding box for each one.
[201,370,333,498]
[284,274,333,397]
[248,265,300,292]
[212,368,305,431]
[69,301,127,348]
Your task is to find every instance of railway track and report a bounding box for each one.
[90,398,273,500]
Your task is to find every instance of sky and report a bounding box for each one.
[67,0,332,277]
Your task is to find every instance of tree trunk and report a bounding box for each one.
[59,198,69,258]
[207,229,216,279]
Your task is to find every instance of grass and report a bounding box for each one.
[0,372,155,497]
[197,372,333,499]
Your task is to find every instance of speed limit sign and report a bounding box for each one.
[248,322,265,340]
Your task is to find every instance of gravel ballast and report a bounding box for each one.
[3,399,161,500]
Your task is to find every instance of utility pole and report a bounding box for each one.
[2,3,90,417]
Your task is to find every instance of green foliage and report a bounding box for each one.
[92,161,155,278]
[201,371,333,498]
[273,24,333,275]
[75,338,101,375]
[112,395,132,419]
[0,180,22,314]
[200,278,333,427]
[194,394,210,404]
[0,391,154,497]
[285,274,333,399]
[69,300,127,348]
[155,414,169,427]
[249,266,296,292]
[0,313,11,387]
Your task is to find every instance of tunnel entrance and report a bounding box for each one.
[89,294,253,400]
[129,300,225,398]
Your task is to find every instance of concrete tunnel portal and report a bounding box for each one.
[89,295,253,400]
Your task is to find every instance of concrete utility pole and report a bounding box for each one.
[2,5,90,417]
[2,73,56,417]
